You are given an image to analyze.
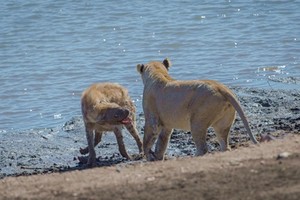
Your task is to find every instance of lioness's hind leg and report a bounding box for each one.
[213,110,235,152]
[214,126,231,151]
[191,126,208,156]
[124,122,143,153]
[154,127,172,160]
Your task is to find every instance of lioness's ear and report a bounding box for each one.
[136,64,144,74]
[162,58,171,70]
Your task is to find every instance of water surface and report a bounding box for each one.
[0,0,299,131]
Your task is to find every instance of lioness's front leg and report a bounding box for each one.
[154,127,173,160]
[143,123,161,161]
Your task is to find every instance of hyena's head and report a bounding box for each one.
[89,103,131,125]
[136,58,172,85]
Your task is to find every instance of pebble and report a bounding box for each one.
[250,169,258,173]
[229,161,241,166]
[147,177,155,181]
[277,152,291,160]
[116,166,121,173]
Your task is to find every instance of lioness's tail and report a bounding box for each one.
[220,89,259,144]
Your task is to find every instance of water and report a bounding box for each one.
[0,0,299,131]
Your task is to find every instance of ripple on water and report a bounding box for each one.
[0,1,299,130]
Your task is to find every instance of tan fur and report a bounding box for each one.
[137,58,258,161]
[79,83,143,167]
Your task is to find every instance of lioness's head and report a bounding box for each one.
[136,58,172,84]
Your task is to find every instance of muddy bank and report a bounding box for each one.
[1,135,299,200]
[0,87,299,178]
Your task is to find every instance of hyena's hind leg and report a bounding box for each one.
[80,130,103,155]
[124,122,143,153]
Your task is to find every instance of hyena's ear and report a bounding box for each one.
[136,64,144,74]
[162,58,171,70]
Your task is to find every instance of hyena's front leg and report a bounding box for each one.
[84,123,97,167]
[124,122,143,153]
[80,130,103,155]
[114,127,131,160]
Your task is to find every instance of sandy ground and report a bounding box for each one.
[0,134,299,200]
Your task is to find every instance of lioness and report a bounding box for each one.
[136,58,258,161]
[79,83,143,167]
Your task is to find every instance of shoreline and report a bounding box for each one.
[0,87,299,179]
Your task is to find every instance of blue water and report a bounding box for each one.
[0,0,299,131]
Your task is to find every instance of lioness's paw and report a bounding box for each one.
[86,158,97,168]
[146,151,158,161]
[78,156,88,164]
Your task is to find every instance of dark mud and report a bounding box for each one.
[0,87,299,179]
